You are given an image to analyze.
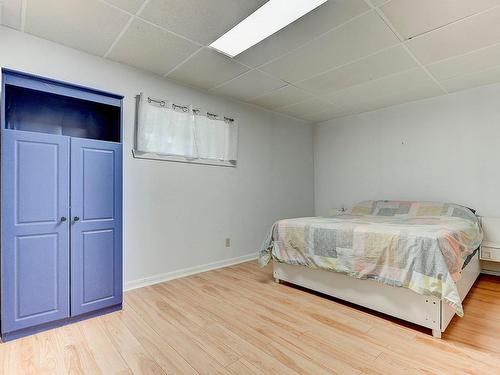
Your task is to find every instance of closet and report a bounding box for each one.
[0,69,123,341]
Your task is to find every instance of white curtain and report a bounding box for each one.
[137,94,196,157]
[195,114,237,161]
[136,93,237,163]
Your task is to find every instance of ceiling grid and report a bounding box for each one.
[2,0,500,122]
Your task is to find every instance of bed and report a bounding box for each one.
[260,200,483,338]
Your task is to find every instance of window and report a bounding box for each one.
[133,93,237,166]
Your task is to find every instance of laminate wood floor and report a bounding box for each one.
[1,261,500,374]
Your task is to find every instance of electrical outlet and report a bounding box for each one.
[225,238,231,248]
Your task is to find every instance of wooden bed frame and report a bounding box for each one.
[273,252,481,338]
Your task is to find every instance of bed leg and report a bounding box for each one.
[274,277,280,284]
[432,329,442,339]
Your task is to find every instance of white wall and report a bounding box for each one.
[314,82,500,218]
[0,26,314,287]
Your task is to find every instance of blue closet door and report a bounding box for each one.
[70,137,122,316]
[1,129,70,333]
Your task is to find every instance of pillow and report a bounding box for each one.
[350,200,376,215]
[350,200,477,222]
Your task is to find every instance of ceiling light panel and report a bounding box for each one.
[209,0,328,57]
[235,0,370,68]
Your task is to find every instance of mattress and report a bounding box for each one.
[260,200,483,316]
[463,248,479,269]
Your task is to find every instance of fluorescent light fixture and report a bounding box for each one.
[210,0,328,57]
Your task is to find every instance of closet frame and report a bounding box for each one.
[0,68,124,342]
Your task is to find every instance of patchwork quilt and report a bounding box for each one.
[259,201,483,316]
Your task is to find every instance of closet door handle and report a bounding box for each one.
[60,216,67,222]
[73,216,80,222]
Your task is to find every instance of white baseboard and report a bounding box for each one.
[124,253,258,291]
[481,269,500,276]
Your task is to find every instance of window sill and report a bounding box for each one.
[132,150,237,167]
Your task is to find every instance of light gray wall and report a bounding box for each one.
[0,26,314,286]
[314,82,500,218]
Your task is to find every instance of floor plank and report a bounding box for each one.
[56,324,104,375]
[1,261,500,374]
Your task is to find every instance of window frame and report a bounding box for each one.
[131,149,236,167]
[132,94,238,167]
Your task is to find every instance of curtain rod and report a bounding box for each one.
[147,96,234,122]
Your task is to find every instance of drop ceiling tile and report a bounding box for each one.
[212,70,286,102]
[324,68,443,117]
[346,84,442,116]
[326,67,438,102]
[167,48,249,90]
[105,0,145,14]
[297,105,348,123]
[139,0,267,45]
[236,0,370,67]
[441,65,500,92]
[276,97,332,119]
[406,6,500,64]
[260,11,399,83]
[370,0,390,6]
[296,45,417,95]
[108,19,200,75]
[427,43,500,81]
[381,0,500,40]
[249,85,312,109]
[0,0,22,30]
[24,0,130,56]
